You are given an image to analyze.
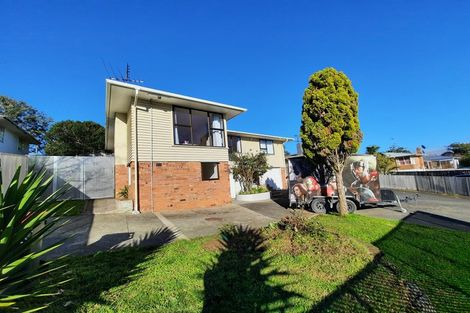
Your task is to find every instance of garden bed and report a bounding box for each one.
[236,191,270,201]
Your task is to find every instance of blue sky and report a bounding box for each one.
[1,1,469,154]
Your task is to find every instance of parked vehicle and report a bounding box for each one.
[287,154,383,213]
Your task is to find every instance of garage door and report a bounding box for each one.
[260,168,284,190]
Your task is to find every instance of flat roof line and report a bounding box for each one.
[227,129,293,142]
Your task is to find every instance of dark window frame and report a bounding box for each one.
[209,113,225,147]
[0,127,4,143]
[228,135,242,154]
[259,139,274,155]
[201,162,220,181]
[172,105,225,147]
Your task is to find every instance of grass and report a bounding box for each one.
[23,213,470,312]
[317,214,470,312]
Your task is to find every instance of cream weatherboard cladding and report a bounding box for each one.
[128,100,230,162]
[127,105,133,163]
[114,113,128,165]
[239,137,286,168]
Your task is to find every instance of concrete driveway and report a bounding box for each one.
[358,190,470,231]
[44,190,470,258]
[158,200,293,239]
[44,199,293,257]
[44,213,176,258]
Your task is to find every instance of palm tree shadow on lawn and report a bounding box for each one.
[33,227,179,312]
[202,225,303,313]
[309,211,470,313]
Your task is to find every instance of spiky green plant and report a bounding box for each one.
[0,166,72,311]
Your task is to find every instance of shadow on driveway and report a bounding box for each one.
[404,210,470,232]
[43,213,175,258]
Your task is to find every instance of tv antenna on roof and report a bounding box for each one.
[110,63,144,84]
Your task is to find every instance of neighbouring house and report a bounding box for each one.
[227,130,292,197]
[424,153,460,169]
[0,115,38,154]
[105,79,290,212]
[384,148,425,171]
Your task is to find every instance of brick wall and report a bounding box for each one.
[115,164,129,199]
[126,161,231,212]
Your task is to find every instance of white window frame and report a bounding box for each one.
[259,139,274,155]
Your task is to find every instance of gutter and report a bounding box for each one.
[133,88,140,213]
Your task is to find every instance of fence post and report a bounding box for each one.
[52,156,58,195]
[80,157,85,200]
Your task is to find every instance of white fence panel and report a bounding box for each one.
[0,154,28,193]
[0,154,114,200]
[83,157,115,199]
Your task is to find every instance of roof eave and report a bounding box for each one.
[104,80,248,151]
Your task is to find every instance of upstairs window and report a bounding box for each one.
[259,139,274,155]
[210,113,224,147]
[228,135,241,154]
[173,107,225,147]
[397,157,411,165]
[17,139,28,151]
[0,127,4,143]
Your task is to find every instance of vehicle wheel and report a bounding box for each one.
[335,199,358,214]
[346,199,358,213]
[310,198,327,214]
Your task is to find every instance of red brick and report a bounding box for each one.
[121,161,231,212]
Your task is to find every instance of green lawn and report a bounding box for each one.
[317,214,470,312]
[24,213,470,312]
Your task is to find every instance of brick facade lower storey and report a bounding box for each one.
[121,161,231,212]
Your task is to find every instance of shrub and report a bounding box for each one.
[0,167,71,311]
[277,212,328,255]
[238,186,269,195]
[231,152,269,194]
[118,185,129,200]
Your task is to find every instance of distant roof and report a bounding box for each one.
[286,153,373,159]
[227,130,293,142]
[384,152,417,158]
[0,116,39,145]
[424,155,457,162]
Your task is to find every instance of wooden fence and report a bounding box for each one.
[380,174,470,197]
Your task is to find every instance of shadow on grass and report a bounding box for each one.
[33,227,178,312]
[202,225,302,313]
[310,211,470,312]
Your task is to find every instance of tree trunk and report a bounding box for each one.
[335,168,348,216]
